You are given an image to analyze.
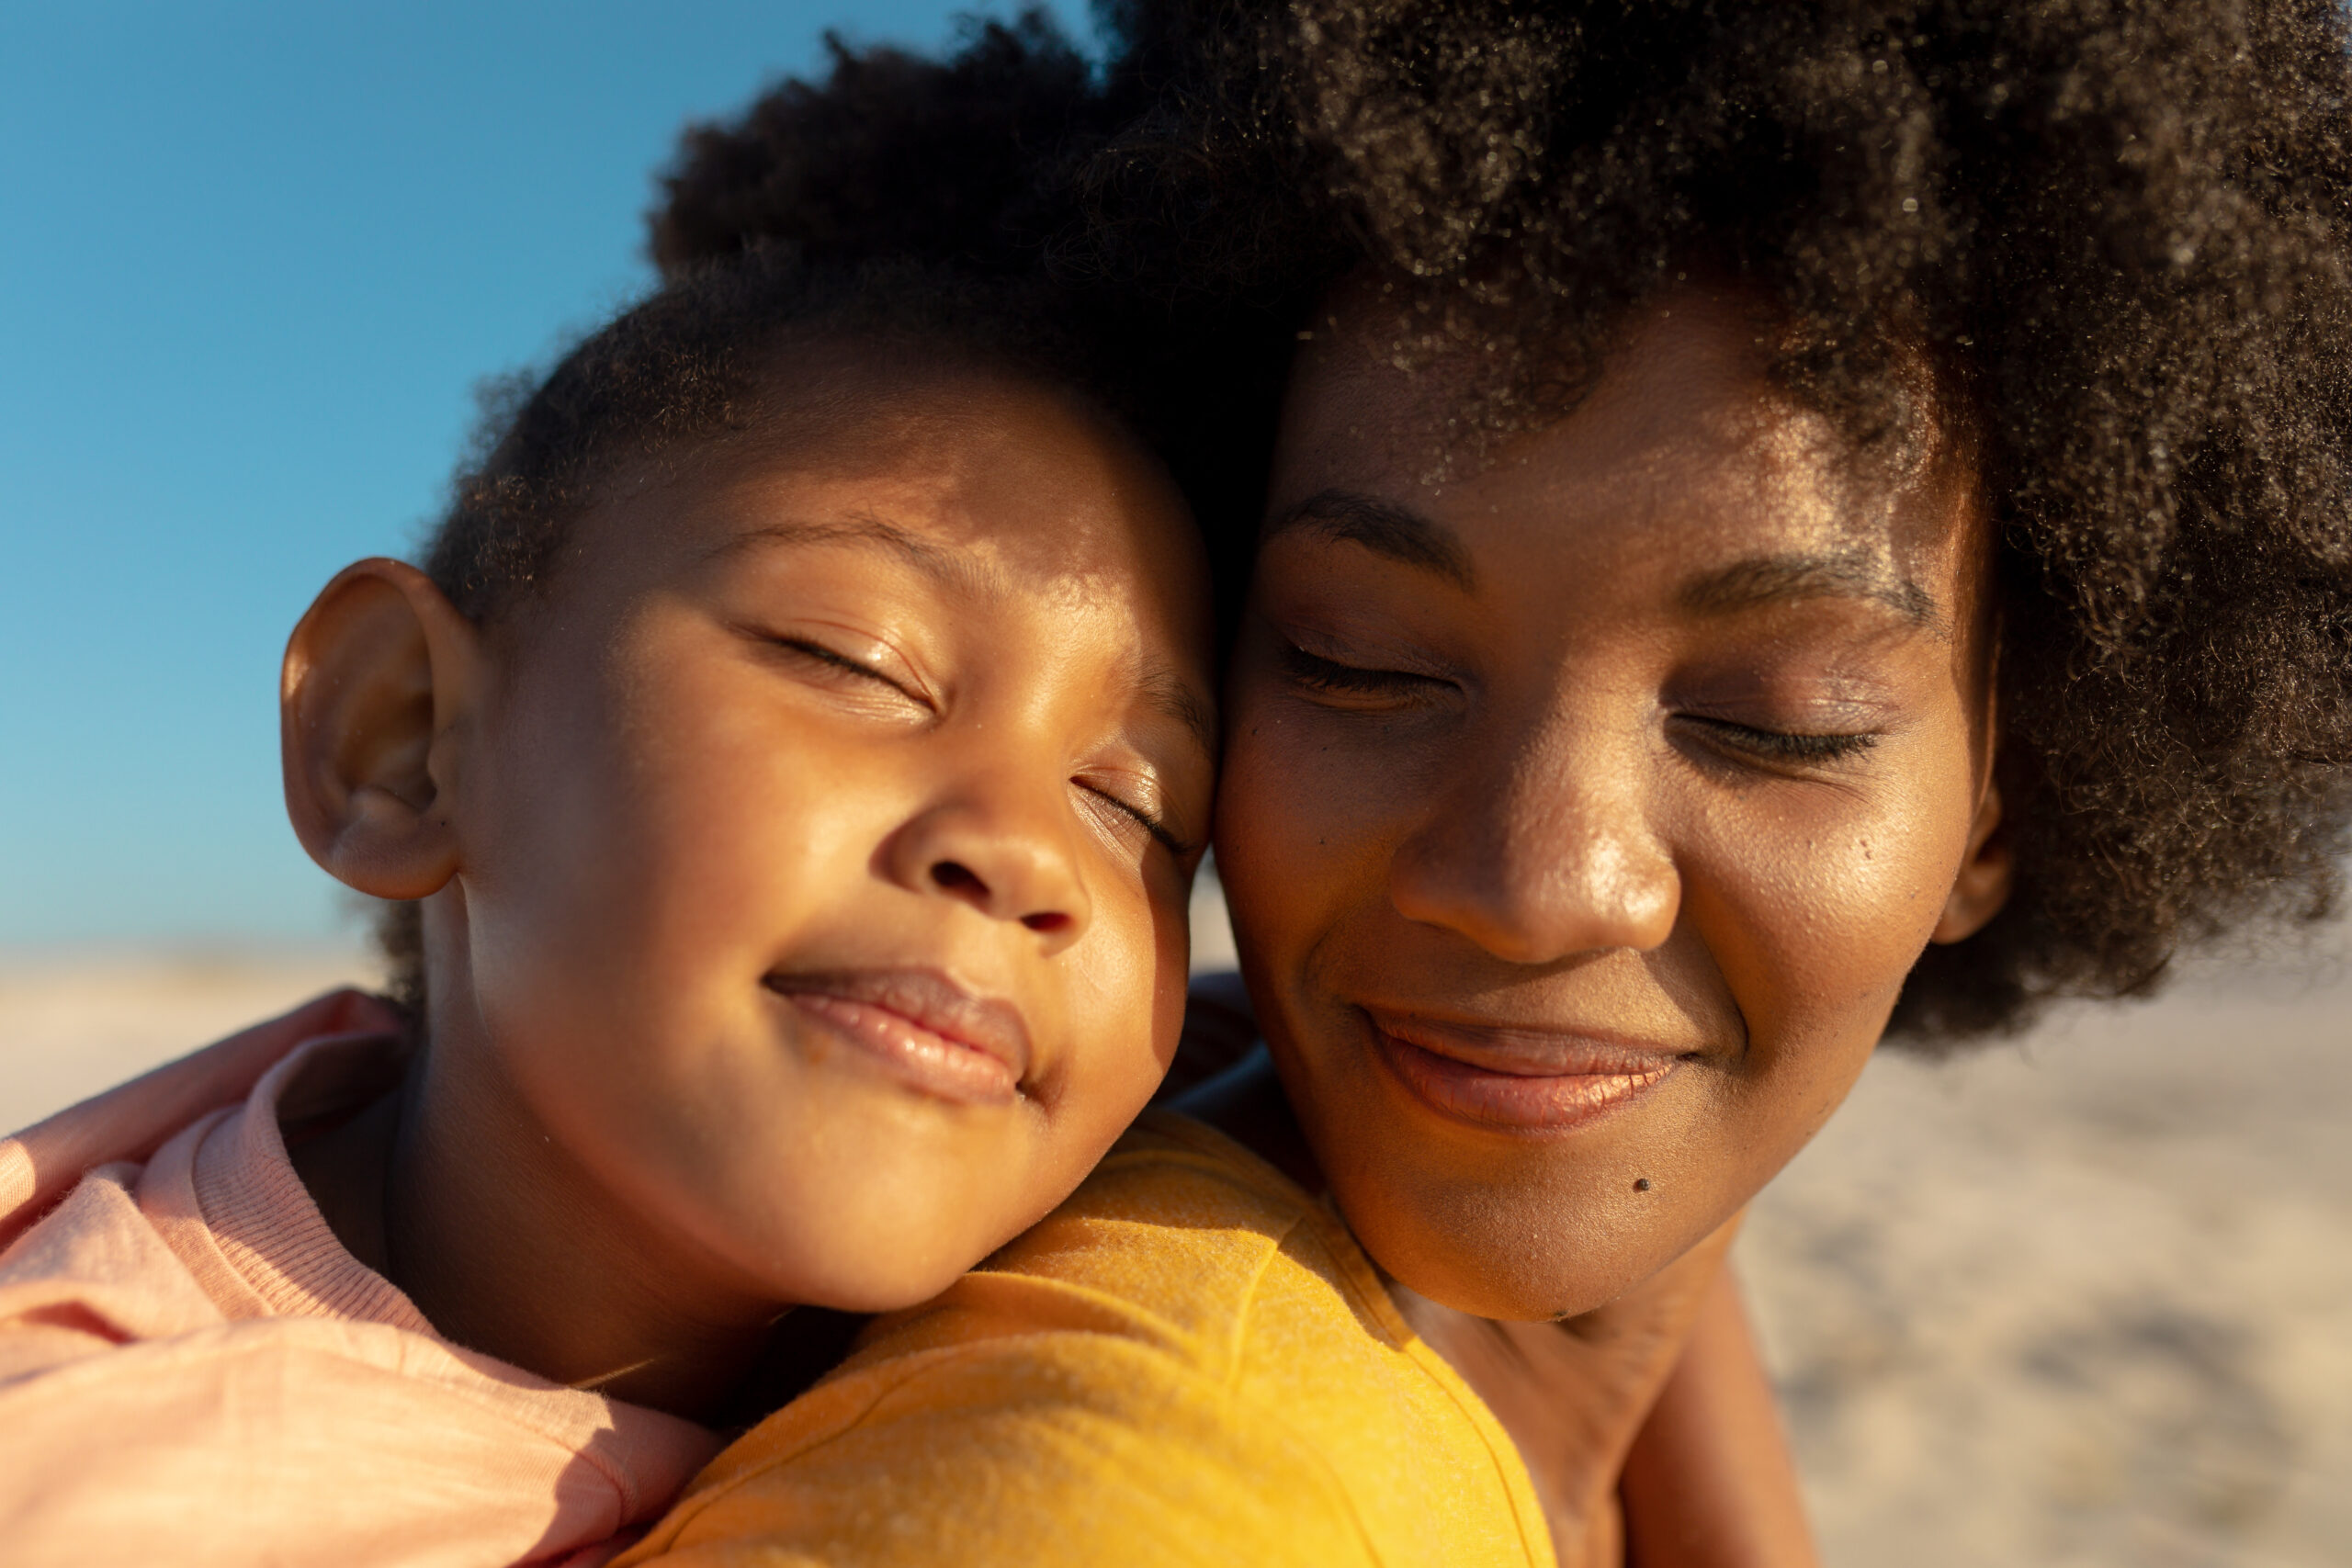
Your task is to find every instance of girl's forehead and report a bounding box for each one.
[572,365,1199,600]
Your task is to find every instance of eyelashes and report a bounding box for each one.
[1080,784,1192,857]
[1278,641,1454,698]
[1279,640,1883,767]
[1674,716,1881,764]
[771,634,1193,859]
[769,637,932,708]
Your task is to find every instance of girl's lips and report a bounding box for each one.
[1365,1010,1685,1132]
[766,969,1029,1107]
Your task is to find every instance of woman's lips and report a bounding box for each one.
[764,968,1030,1107]
[1365,1009,1686,1132]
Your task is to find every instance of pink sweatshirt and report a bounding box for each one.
[0,991,720,1568]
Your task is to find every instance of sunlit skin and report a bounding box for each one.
[1198,282,2010,1552]
[279,356,1215,1418]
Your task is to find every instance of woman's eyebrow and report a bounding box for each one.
[1678,552,1945,635]
[1263,489,1477,591]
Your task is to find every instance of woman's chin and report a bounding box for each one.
[1373,1240,1620,1324]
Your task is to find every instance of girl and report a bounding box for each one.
[0,254,1218,1565]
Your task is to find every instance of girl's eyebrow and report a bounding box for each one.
[710,514,993,597]
[716,512,1216,756]
[1136,662,1218,762]
[1678,552,1945,636]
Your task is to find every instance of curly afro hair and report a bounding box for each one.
[371,17,1292,1020]
[374,247,1170,1014]
[648,12,1302,631]
[653,13,1102,280]
[652,0,2352,1046]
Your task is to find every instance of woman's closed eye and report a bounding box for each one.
[1670,713,1881,769]
[1279,641,1457,708]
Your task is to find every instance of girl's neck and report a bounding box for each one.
[290,1035,789,1424]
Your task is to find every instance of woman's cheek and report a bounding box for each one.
[1225,680,1440,846]
[1219,696,1329,852]
[1688,774,1952,1075]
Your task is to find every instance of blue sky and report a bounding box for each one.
[0,0,1098,946]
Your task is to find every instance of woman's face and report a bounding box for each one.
[1215,284,2010,1321]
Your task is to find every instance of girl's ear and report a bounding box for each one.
[280,558,482,900]
[1931,777,2012,944]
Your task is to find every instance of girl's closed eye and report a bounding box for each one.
[1075,775,1192,858]
[753,630,936,716]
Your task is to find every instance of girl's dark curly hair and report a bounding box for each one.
[373,17,1277,1019]
[376,254,1184,1017]
[654,13,1094,279]
[649,12,1301,630]
[655,0,2352,1045]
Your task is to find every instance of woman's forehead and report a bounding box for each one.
[1274,284,1985,595]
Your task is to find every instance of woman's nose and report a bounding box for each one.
[882,783,1093,953]
[1386,717,1679,965]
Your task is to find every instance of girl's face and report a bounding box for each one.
[1216,284,2010,1321]
[426,362,1215,1313]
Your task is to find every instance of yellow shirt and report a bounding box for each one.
[620,1111,1556,1568]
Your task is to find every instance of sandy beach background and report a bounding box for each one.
[4,896,2344,1566]
[1738,949,2350,1567]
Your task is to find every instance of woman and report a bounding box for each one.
[626,3,2352,1563]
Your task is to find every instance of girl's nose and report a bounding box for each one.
[883,784,1093,954]
[1386,716,1679,965]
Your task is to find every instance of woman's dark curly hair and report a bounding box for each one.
[657,0,2352,1045]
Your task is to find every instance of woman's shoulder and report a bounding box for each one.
[621,1111,1558,1568]
[920,1109,1392,1371]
